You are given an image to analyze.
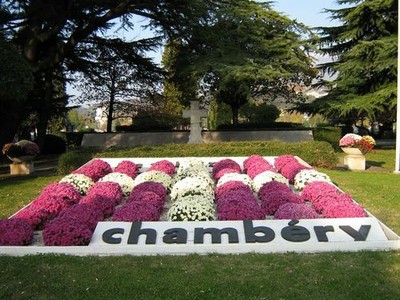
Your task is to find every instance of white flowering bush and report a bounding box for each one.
[217,173,253,190]
[170,176,215,202]
[294,169,332,191]
[134,170,173,190]
[167,197,216,221]
[59,174,94,195]
[99,172,135,196]
[252,170,289,192]
[176,158,210,180]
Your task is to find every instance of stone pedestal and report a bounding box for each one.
[10,163,34,175]
[342,147,366,171]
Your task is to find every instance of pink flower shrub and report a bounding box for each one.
[42,218,93,246]
[112,201,161,222]
[243,155,275,179]
[12,207,48,230]
[217,190,263,220]
[274,155,298,171]
[301,181,343,212]
[260,191,303,216]
[73,159,112,181]
[57,204,103,231]
[258,181,292,199]
[131,181,167,199]
[126,191,164,213]
[212,159,242,180]
[147,160,176,177]
[322,200,367,218]
[214,180,253,201]
[114,160,139,179]
[279,163,310,183]
[274,203,319,220]
[80,194,115,218]
[0,218,33,246]
[86,181,123,205]
[39,182,81,207]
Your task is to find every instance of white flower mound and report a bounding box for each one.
[294,169,332,191]
[176,158,210,180]
[168,196,216,221]
[99,172,135,196]
[170,176,215,203]
[252,170,289,192]
[134,170,173,190]
[217,173,253,189]
[60,173,94,195]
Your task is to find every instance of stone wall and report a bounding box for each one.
[81,130,313,148]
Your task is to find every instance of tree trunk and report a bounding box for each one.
[231,105,239,127]
[107,83,116,133]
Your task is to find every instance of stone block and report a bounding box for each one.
[10,163,34,175]
[343,154,365,171]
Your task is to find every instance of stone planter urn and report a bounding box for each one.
[341,147,365,170]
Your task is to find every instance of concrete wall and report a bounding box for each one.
[81,130,313,148]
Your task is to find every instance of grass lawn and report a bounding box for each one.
[0,148,399,299]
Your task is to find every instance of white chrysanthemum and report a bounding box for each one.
[60,173,94,195]
[167,197,216,221]
[294,169,332,191]
[99,172,135,196]
[217,173,253,189]
[252,170,289,192]
[134,170,173,190]
[170,176,215,202]
[176,158,210,180]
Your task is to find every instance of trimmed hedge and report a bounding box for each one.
[57,141,337,174]
[313,126,342,151]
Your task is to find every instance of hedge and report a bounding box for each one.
[57,141,337,175]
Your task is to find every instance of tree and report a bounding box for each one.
[169,0,317,125]
[295,0,397,128]
[0,0,212,146]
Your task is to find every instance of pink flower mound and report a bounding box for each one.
[212,159,241,180]
[322,199,367,218]
[301,181,343,212]
[258,181,292,199]
[13,182,81,230]
[274,155,298,171]
[244,155,275,179]
[57,204,103,231]
[114,160,139,179]
[274,203,319,220]
[217,190,263,220]
[112,201,161,222]
[126,191,164,213]
[86,181,123,205]
[279,163,310,183]
[339,136,355,147]
[131,181,167,199]
[147,160,176,177]
[260,191,303,216]
[73,159,112,181]
[214,181,252,201]
[0,218,33,246]
[42,218,93,246]
[80,194,115,218]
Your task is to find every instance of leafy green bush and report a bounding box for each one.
[57,147,100,175]
[313,126,342,151]
[56,132,85,148]
[239,102,280,124]
[36,134,67,154]
[97,141,337,168]
[216,122,305,130]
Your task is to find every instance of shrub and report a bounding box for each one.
[57,147,99,175]
[35,134,67,154]
[313,126,342,151]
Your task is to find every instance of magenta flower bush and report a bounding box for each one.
[322,199,367,218]
[214,180,253,201]
[301,181,343,212]
[217,189,263,220]
[274,203,319,220]
[279,163,310,183]
[114,160,139,179]
[260,190,303,216]
[258,181,292,200]
[73,159,112,181]
[244,155,275,179]
[80,194,115,218]
[274,155,298,171]
[112,201,161,222]
[12,207,48,230]
[42,218,93,246]
[212,158,242,180]
[86,181,123,205]
[132,181,167,199]
[0,218,33,246]
[147,159,176,177]
[57,204,103,231]
[126,191,164,213]
[39,182,81,206]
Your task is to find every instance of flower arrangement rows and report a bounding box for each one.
[0,156,368,246]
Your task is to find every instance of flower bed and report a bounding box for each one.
[1,155,374,247]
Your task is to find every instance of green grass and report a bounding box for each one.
[0,148,399,299]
